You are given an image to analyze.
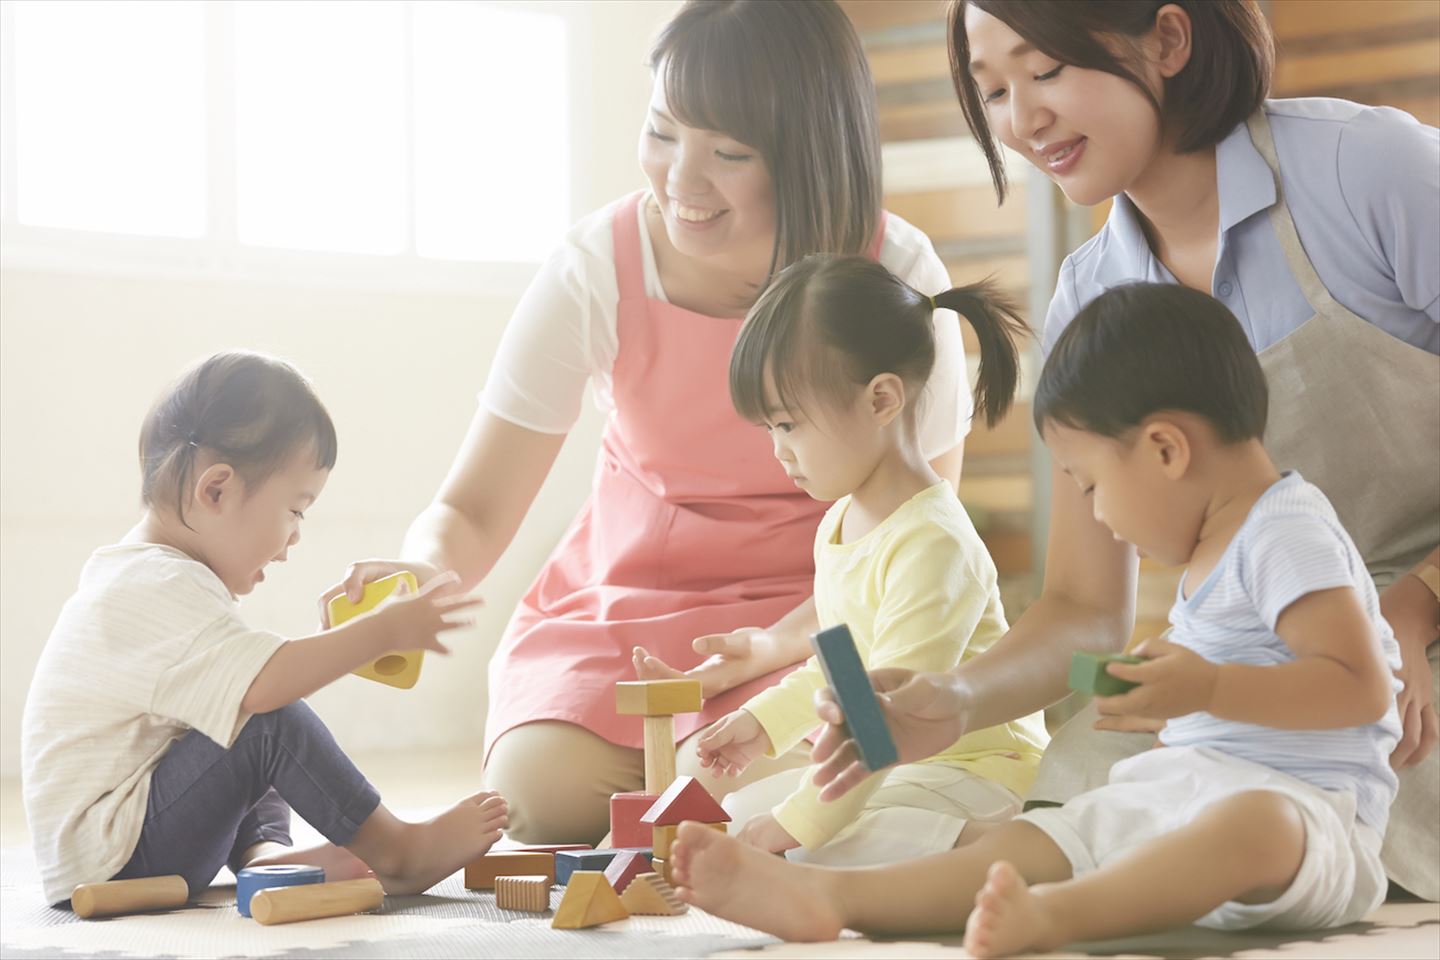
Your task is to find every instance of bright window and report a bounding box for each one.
[1,0,573,269]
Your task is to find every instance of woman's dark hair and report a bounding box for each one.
[140,350,338,526]
[731,254,1028,430]
[650,0,882,278]
[950,0,1274,202]
[1034,282,1267,443]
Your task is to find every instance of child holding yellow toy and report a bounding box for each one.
[22,351,507,907]
[671,284,1403,955]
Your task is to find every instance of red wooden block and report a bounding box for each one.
[610,792,659,849]
[602,850,651,894]
[640,776,731,826]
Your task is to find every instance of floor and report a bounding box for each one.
[2,748,1437,959]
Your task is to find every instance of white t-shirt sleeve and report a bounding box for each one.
[150,609,286,748]
[883,216,974,455]
[479,240,601,435]
[1238,512,1358,631]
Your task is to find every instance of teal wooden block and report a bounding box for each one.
[1067,652,1143,697]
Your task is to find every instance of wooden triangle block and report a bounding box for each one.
[602,850,651,894]
[640,775,731,826]
[551,871,629,929]
[619,872,687,916]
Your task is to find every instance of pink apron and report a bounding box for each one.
[485,192,885,756]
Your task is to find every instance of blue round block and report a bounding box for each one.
[236,864,325,917]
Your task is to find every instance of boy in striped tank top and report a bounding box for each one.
[668,283,1403,955]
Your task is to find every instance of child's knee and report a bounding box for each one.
[1206,790,1307,881]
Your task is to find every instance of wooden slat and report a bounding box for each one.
[1269,0,1438,40]
[878,99,969,142]
[1275,40,1440,93]
[840,0,948,35]
[966,402,1032,457]
[981,529,1033,577]
[867,42,951,87]
[885,183,1026,244]
[959,474,1032,513]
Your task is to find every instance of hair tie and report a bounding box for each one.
[928,294,937,310]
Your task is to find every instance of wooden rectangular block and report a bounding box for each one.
[495,875,550,913]
[616,679,703,716]
[653,821,724,859]
[1067,652,1143,697]
[812,625,898,771]
[555,848,628,885]
[464,851,554,890]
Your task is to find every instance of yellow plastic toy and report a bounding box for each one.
[327,571,424,689]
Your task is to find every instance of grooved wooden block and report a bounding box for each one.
[551,872,628,929]
[616,679,703,716]
[620,872,687,915]
[464,851,554,890]
[495,875,550,913]
[1067,652,1143,697]
[650,855,671,886]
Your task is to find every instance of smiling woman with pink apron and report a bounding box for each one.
[324,0,974,845]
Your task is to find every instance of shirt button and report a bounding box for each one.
[1218,281,1234,298]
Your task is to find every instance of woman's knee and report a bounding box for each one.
[485,723,640,844]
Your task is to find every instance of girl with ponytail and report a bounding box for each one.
[662,253,1050,865]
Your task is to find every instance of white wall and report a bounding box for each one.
[0,0,682,777]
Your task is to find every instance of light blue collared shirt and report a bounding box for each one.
[1043,98,1440,357]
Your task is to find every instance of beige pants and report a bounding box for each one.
[483,720,811,845]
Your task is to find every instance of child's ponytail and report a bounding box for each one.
[933,281,1027,428]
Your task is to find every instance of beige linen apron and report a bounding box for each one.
[1027,110,1440,899]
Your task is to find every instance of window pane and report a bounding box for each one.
[13,0,205,237]
[235,1,406,255]
[413,3,569,262]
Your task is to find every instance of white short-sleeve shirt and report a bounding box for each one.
[481,195,974,459]
[21,543,286,905]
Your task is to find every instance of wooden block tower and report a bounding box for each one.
[615,679,703,794]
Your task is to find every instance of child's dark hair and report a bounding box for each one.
[950,0,1274,203]
[730,254,1028,429]
[1034,283,1267,443]
[139,351,338,526]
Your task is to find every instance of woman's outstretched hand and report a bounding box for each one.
[632,628,773,699]
[809,669,968,802]
[317,559,445,628]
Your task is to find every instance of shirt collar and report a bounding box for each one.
[1093,118,1277,287]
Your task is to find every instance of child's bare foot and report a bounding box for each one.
[249,842,374,881]
[963,861,1062,958]
[363,791,508,895]
[671,821,844,941]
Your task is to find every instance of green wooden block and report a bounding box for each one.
[1067,652,1143,697]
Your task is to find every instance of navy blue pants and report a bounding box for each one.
[113,701,381,896]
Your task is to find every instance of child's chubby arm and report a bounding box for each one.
[694,709,775,778]
[1098,585,1396,730]
[241,572,480,714]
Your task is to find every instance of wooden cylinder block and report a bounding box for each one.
[643,714,676,794]
[250,878,384,926]
[71,875,189,919]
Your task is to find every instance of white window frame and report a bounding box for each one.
[0,0,590,295]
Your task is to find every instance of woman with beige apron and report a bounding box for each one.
[1026,108,1440,901]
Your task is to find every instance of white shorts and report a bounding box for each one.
[723,763,1022,867]
[1017,746,1387,931]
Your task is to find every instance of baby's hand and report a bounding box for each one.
[735,812,800,854]
[317,558,447,628]
[1094,636,1218,727]
[695,710,772,778]
[371,572,482,656]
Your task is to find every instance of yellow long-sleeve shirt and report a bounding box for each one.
[743,482,1051,850]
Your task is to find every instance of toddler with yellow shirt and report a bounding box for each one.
[689,253,1049,865]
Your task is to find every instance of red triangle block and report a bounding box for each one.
[639,775,731,826]
[602,849,651,894]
